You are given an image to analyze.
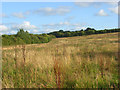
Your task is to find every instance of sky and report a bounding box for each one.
[0,2,119,35]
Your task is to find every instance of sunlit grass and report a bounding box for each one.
[2,32,119,88]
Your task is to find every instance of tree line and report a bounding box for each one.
[2,29,55,46]
[2,28,120,46]
[48,27,120,38]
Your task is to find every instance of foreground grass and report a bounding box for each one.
[2,33,119,88]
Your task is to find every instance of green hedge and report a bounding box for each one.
[2,29,56,46]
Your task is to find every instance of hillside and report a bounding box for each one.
[2,28,120,46]
[2,32,119,88]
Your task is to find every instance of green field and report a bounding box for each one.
[2,32,119,88]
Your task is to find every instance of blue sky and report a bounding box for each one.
[0,2,118,34]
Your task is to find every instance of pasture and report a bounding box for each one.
[2,32,119,88]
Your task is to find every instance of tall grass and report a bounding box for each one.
[2,32,119,88]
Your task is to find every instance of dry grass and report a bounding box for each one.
[2,32,119,88]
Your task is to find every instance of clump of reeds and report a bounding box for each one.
[53,46,62,88]
[14,38,18,68]
[13,38,19,87]
[54,59,61,88]
[21,44,27,88]
[22,44,26,67]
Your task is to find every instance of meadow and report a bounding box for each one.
[2,32,119,88]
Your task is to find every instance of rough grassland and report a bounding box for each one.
[2,32,119,88]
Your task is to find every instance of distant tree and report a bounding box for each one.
[59,30,64,33]
[85,27,95,31]
[38,36,49,43]
[16,29,31,44]
[81,29,84,31]
[64,32,71,37]
[84,27,96,35]
[30,35,40,44]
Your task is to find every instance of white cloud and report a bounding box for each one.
[0,25,10,35]
[109,6,120,14]
[43,21,85,27]
[0,13,8,18]
[12,11,31,19]
[41,21,87,33]
[10,30,17,34]
[74,2,102,8]
[75,26,86,30]
[32,29,40,33]
[96,9,108,16]
[65,16,75,21]
[24,11,30,15]
[74,0,118,2]
[75,2,118,8]
[107,2,118,6]
[12,12,25,19]
[42,28,57,33]
[74,2,92,7]
[59,21,70,25]
[34,6,71,16]
[12,21,38,30]
[1,21,40,35]
[0,25,8,32]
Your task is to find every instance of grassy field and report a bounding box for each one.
[2,32,119,88]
